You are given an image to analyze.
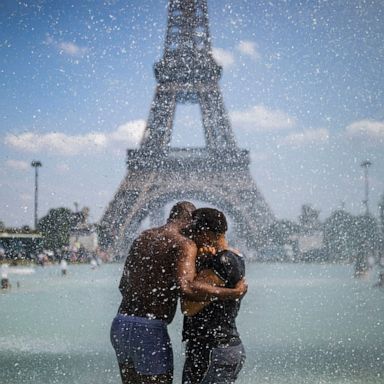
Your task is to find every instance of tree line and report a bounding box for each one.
[1,194,384,263]
[265,195,384,264]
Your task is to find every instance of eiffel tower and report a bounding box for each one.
[100,0,274,258]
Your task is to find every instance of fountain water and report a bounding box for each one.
[0,262,383,384]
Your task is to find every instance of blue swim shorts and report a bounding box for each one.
[110,313,173,375]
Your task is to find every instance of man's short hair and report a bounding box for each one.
[191,208,227,234]
[168,201,196,222]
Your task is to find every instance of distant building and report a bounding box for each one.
[290,230,326,262]
[0,229,43,260]
[69,207,98,253]
[69,226,98,253]
[296,231,324,254]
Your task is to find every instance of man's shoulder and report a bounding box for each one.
[136,225,196,252]
[169,230,196,248]
[138,227,163,240]
[179,235,196,251]
[162,228,196,256]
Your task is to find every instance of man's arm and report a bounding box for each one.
[177,241,247,301]
[181,269,225,316]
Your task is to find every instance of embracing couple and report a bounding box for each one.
[110,202,248,384]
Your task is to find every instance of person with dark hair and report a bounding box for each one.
[179,208,247,384]
[110,201,196,384]
[178,208,247,304]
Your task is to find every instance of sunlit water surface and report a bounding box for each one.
[1,263,383,384]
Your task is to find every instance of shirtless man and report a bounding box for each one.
[111,201,247,384]
[110,201,196,384]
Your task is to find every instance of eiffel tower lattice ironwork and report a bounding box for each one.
[100,0,274,257]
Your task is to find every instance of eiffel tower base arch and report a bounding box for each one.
[100,149,274,259]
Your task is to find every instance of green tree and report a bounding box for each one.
[267,219,300,246]
[324,211,380,265]
[378,194,384,258]
[38,208,74,250]
[379,194,384,230]
[351,214,380,274]
[324,209,355,262]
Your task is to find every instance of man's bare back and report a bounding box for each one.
[111,201,197,384]
[118,223,196,323]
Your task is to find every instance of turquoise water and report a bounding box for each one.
[0,263,383,384]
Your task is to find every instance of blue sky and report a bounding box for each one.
[1,0,384,227]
